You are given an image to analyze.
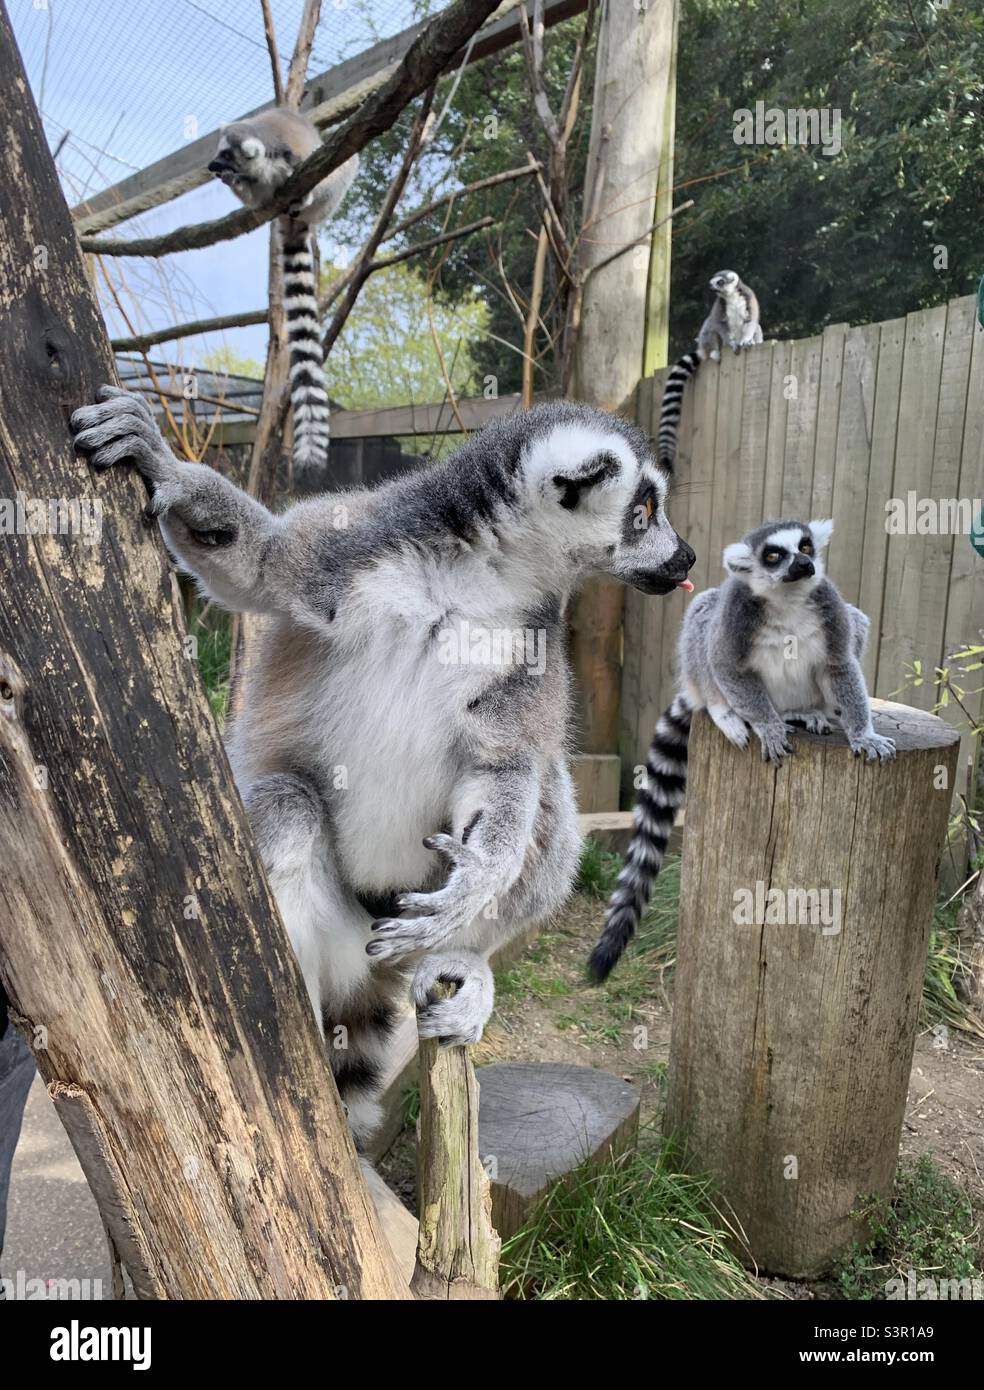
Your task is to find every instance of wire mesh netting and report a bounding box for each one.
[11,0,437,205]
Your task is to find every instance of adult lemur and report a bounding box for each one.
[656,270,763,471]
[208,109,358,479]
[71,389,695,1142]
[588,518,895,981]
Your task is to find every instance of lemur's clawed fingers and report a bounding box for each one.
[758,726,793,766]
[366,914,448,961]
[413,953,493,1048]
[72,389,171,479]
[849,732,896,762]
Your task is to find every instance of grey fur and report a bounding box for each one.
[589,517,893,980]
[72,387,694,1144]
[656,270,764,472]
[208,108,359,480]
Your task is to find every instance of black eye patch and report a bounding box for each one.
[799,537,814,554]
[762,547,785,567]
[552,454,619,510]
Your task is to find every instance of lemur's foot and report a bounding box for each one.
[71,387,172,483]
[786,710,833,736]
[709,705,749,748]
[849,731,896,762]
[412,953,493,1048]
[366,834,494,963]
[757,724,794,766]
[709,349,721,362]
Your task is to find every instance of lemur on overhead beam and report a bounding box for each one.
[208,108,359,482]
[588,518,895,982]
[656,270,763,472]
[71,388,695,1144]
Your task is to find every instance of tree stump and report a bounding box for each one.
[477,1063,640,1241]
[666,700,959,1278]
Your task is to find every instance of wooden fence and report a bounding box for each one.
[622,293,984,806]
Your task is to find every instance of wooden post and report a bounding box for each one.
[411,1023,501,1301]
[0,4,407,1301]
[570,0,677,759]
[666,701,959,1278]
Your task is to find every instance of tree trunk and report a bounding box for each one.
[0,4,406,1301]
[570,0,677,758]
[666,701,959,1278]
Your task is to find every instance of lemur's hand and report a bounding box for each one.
[756,723,794,766]
[786,710,833,736]
[366,833,495,963]
[71,387,175,486]
[412,952,494,1048]
[849,731,896,762]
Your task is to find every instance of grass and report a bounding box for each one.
[579,840,983,1037]
[499,1132,764,1301]
[832,1155,983,1300]
[189,604,232,724]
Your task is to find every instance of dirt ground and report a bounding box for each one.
[379,888,984,1291]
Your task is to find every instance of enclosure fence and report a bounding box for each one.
[622,293,984,802]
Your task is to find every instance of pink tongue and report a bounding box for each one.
[677,579,695,592]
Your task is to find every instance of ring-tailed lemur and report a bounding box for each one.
[656,270,763,471]
[71,388,695,1143]
[208,109,359,480]
[588,518,894,982]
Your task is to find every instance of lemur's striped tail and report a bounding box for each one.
[656,351,704,472]
[588,694,692,981]
[282,225,330,477]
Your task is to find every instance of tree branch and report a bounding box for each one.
[109,309,269,353]
[582,198,694,279]
[78,0,503,259]
[286,0,322,106]
[261,0,286,105]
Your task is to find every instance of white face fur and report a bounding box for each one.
[723,519,834,598]
[710,269,740,294]
[520,422,693,595]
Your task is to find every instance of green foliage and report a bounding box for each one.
[672,0,984,351]
[199,345,264,380]
[500,1133,764,1300]
[833,1155,983,1300]
[574,837,623,898]
[188,604,232,725]
[322,259,489,410]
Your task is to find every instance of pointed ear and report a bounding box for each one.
[723,541,753,575]
[809,518,834,550]
[551,451,620,510]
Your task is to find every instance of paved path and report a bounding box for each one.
[4,1076,109,1298]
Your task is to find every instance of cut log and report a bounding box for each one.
[477,1063,640,1240]
[0,7,405,1300]
[666,700,960,1278]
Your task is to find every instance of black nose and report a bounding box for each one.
[678,537,696,571]
[784,555,815,582]
[208,158,231,174]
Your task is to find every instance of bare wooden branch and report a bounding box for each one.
[261,0,287,105]
[411,1016,500,1300]
[380,161,540,244]
[583,198,693,279]
[286,0,323,107]
[322,89,436,356]
[109,309,269,354]
[78,0,504,259]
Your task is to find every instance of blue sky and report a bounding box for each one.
[11,0,427,368]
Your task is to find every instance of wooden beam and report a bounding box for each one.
[0,2,406,1301]
[329,392,525,438]
[72,0,588,236]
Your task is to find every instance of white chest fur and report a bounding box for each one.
[749,600,827,713]
[724,293,747,344]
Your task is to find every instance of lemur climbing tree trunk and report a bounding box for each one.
[0,3,407,1300]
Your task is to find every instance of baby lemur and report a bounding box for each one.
[208,108,358,480]
[72,389,695,1142]
[589,518,895,981]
